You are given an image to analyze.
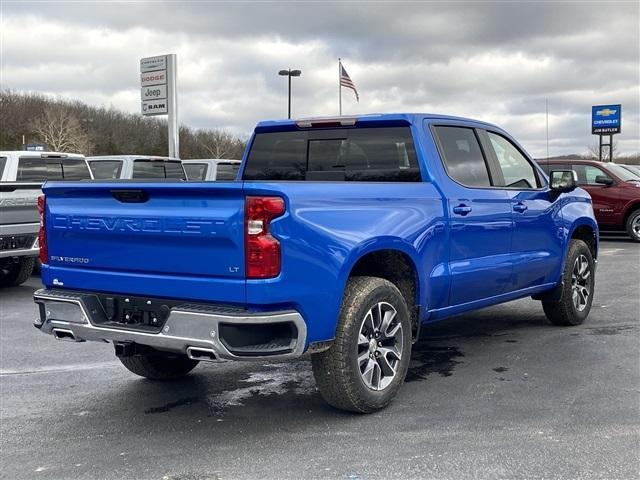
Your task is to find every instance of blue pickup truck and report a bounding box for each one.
[33,114,598,413]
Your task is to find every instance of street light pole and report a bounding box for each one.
[278,68,302,119]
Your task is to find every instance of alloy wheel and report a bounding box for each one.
[357,301,404,391]
[571,254,591,312]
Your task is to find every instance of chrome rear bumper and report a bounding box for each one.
[33,288,307,362]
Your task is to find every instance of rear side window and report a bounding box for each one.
[487,132,539,188]
[184,163,208,180]
[59,160,92,180]
[132,160,186,180]
[89,160,123,179]
[17,158,91,181]
[433,126,491,187]
[243,127,421,182]
[216,163,239,181]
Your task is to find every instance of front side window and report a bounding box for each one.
[132,160,186,180]
[433,126,491,187]
[184,163,208,181]
[243,127,421,182]
[571,164,611,185]
[487,132,539,188]
[89,160,123,179]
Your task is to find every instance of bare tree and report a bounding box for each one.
[32,106,91,153]
[196,130,242,159]
[586,140,618,161]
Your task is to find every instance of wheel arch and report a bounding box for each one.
[622,201,640,227]
[340,239,423,340]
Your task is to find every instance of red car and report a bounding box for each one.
[541,159,640,242]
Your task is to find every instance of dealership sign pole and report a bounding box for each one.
[591,104,621,162]
[140,54,179,158]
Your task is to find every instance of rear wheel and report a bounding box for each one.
[0,257,35,287]
[119,352,199,380]
[311,276,412,413]
[542,239,594,326]
[626,209,640,242]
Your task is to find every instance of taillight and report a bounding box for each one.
[37,195,48,264]
[245,196,285,279]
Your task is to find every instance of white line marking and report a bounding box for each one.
[0,361,120,376]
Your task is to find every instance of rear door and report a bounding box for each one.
[481,130,564,290]
[431,125,513,305]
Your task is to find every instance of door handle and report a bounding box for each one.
[513,202,528,213]
[111,189,149,203]
[452,204,472,216]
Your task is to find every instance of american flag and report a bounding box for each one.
[340,63,359,102]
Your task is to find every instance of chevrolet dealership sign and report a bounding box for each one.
[592,104,621,134]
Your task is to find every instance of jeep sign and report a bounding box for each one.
[141,84,167,101]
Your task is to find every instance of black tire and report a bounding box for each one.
[626,209,640,242]
[311,276,412,413]
[0,257,35,287]
[119,352,199,380]
[542,239,595,326]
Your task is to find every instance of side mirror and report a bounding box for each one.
[595,175,614,186]
[549,170,578,193]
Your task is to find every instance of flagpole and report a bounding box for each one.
[545,98,549,161]
[338,58,342,116]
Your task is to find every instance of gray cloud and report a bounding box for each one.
[1,1,638,156]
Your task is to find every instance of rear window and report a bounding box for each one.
[89,160,123,179]
[216,163,239,181]
[132,160,186,180]
[183,163,208,181]
[243,127,421,182]
[16,157,91,181]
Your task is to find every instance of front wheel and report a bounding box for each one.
[542,239,595,326]
[626,209,640,242]
[312,276,412,413]
[119,352,199,380]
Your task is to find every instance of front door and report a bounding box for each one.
[481,130,564,290]
[571,163,619,227]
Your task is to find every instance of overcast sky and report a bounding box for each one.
[1,1,639,156]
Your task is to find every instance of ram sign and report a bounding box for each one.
[592,104,622,134]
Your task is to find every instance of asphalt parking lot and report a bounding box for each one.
[1,237,638,480]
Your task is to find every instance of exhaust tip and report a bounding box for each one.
[186,346,218,362]
[52,328,78,342]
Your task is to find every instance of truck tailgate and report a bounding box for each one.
[41,182,246,303]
